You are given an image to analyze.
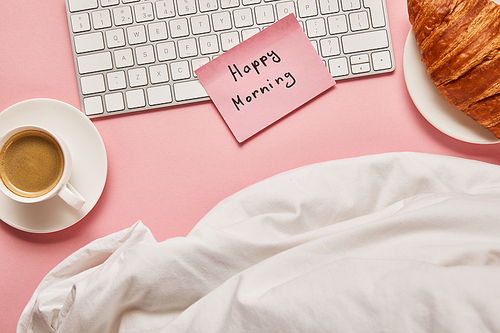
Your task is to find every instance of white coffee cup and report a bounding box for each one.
[0,125,85,209]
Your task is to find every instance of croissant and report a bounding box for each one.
[408,0,500,138]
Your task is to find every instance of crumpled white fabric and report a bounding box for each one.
[17,152,500,333]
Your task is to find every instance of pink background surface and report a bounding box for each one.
[1,1,500,331]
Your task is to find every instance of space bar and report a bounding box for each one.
[341,30,389,54]
[173,81,209,101]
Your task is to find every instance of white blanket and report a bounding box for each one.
[18,152,500,333]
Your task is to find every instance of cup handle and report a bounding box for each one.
[58,183,85,210]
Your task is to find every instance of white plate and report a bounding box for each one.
[403,29,500,144]
[0,99,107,233]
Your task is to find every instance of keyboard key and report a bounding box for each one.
[242,27,260,40]
[351,63,370,74]
[328,14,348,34]
[349,11,369,31]
[156,0,176,18]
[371,50,392,70]
[319,37,340,57]
[104,93,125,112]
[298,0,318,18]
[114,48,134,68]
[83,96,104,115]
[341,30,388,53]
[221,31,240,51]
[74,32,104,53]
[128,67,148,87]
[199,0,219,12]
[149,64,169,83]
[169,18,190,38]
[341,0,360,10]
[192,57,210,75]
[157,42,177,60]
[101,0,119,7]
[68,0,98,12]
[148,22,168,41]
[220,0,240,8]
[71,13,91,32]
[255,5,275,24]
[125,89,146,108]
[113,6,133,26]
[107,71,127,90]
[92,10,112,29]
[178,0,197,15]
[276,1,296,20]
[147,85,173,105]
[212,11,232,31]
[306,18,326,37]
[233,8,253,28]
[190,15,211,34]
[242,0,260,5]
[170,61,191,80]
[105,28,126,48]
[328,57,349,76]
[178,38,198,57]
[173,81,208,101]
[363,0,385,27]
[77,52,113,74]
[80,74,105,94]
[311,40,319,54]
[199,35,219,54]
[127,25,147,44]
[135,45,156,64]
[319,0,339,14]
[134,3,154,22]
[350,53,369,64]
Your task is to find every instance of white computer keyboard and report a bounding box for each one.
[65,0,395,117]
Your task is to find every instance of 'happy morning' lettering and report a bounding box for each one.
[227,50,297,111]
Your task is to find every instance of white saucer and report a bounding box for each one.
[403,29,500,144]
[0,99,107,233]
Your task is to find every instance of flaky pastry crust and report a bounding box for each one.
[408,0,500,138]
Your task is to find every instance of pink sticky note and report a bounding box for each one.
[195,14,336,142]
